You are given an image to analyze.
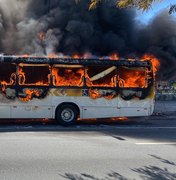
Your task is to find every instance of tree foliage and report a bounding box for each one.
[76,0,159,10]
[169,4,176,14]
[76,0,176,13]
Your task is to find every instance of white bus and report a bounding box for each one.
[0,55,155,125]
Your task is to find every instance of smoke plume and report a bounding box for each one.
[0,0,176,80]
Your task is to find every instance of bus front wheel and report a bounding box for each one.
[55,104,78,126]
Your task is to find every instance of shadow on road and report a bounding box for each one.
[61,155,176,180]
[132,166,176,180]
[149,154,176,166]
[61,165,176,180]
[61,171,128,180]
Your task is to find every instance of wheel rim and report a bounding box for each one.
[61,108,75,122]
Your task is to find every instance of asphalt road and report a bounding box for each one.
[0,118,176,180]
[0,101,175,180]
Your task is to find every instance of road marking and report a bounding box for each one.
[135,142,176,145]
[114,127,176,129]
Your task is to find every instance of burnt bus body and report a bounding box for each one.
[0,55,154,125]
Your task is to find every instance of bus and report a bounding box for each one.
[0,55,155,125]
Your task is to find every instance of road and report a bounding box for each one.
[0,115,176,180]
[0,101,175,180]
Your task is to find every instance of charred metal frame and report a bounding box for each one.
[0,56,154,100]
[0,55,152,67]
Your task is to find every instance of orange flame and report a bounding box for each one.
[118,67,148,88]
[19,89,41,102]
[52,67,84,87]
[109,52,119,60]
[142,54,160,76]
[19,54,29,58]
[0,52,159,102]
[73,53,80,59]
[47,53,58,58]
[38,32,46,41]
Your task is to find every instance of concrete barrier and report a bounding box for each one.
[154,100,176,114]
[156,93,176,101]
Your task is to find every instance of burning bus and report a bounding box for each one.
[0,55,156,126]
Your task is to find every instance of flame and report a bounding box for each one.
[1,81,8,92]
[118,67,148,88]
[0,53,158,102]
[111,117,128,121]
[52,67,84,87]
[142,54,160,76]
[85,67,116,88]
[18,67,50,86]
[73,53,81,59]
[38,32,46,41]
[19,54,29,58]
[109,52,119,60]
[47,53,58,58]
[19,89,41,102]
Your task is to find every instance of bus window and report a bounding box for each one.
[0,63,16,85]
[18,64,50,86]
[52,65,84,87]
[86,65,116,87]
[118,66,148,88]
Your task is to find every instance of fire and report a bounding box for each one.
[73,53,81,59]
[89,89,101,99]
[19,89,41,101]
[1,81,8,92]
[19,54,29,58]
[111,117,128,121]
[109,52,119,60]
[38,32,46,41]
[47,53,58,58]
[0,53,158,102]
[52,66,84,87]
[118,67,148,88]
[85,66,116,88]
[142,54,160,76]
[18,65,50,86]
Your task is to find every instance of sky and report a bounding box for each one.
[136,0,176,23]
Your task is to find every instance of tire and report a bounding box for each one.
[55,104,78,126]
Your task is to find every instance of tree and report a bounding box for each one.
[169,4,176,14]
[76,0,159,10]
[76,0,176,13]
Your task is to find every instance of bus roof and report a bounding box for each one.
[0,55,151,67]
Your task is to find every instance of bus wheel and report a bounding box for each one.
[55,104,78,126]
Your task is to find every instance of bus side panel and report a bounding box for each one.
[118,98,154,117]
[82,107,120,119]
[11,105,52,119]
[0,106,11,118]
[120,107,149,117]
[51,95,119,119]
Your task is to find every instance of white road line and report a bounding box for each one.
[114,127,176,129]
[135,142,176,145]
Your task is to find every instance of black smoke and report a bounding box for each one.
[0,0,176,80]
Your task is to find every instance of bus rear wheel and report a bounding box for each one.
[55,104,78,126]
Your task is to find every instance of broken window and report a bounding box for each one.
[86,65,117,87]
[18,64,50,86]
[0,63,16,85]
[118,66,148,88]
[52,65,84,87]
